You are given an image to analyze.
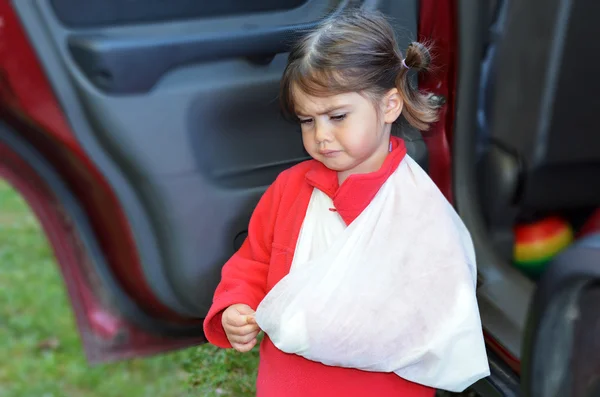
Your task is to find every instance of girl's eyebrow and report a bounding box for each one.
[296,105,350,117]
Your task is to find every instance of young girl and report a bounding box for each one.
[204,10,489,397]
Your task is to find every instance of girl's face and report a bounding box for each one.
[293,87,403,183]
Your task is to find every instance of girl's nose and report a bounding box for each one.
[314,121,333,144]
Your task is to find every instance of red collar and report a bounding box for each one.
[304,136,407,224]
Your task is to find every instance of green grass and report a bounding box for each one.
[0,181,259,397]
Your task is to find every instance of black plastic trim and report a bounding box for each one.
[471,348,520,397]
[521,236,600,397]
[453,0,489,214]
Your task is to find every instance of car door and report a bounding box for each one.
[1,0,455,364]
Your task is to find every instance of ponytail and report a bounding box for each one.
[395,42,439,131]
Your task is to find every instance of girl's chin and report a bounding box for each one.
[318,158,350,172]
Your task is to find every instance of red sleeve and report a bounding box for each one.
[203,170,289,348]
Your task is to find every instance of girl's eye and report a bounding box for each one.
[299,118,313,125]
[331,114,347,121]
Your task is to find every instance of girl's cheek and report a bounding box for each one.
[301,129,312,144]
[347,128,370,149]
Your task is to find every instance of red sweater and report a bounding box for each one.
[204,137,435,397]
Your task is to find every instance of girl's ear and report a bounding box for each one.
[382,88,403,124]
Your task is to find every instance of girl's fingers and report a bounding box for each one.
[225,311,258,328]
[223,323,260,335]
[225,322,260,336]
[232,338,257,353]
[228,330,260,345]
[225,312,249,327]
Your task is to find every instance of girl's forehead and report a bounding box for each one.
[293,90,365,115]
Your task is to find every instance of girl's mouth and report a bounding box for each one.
[319,150,342,158]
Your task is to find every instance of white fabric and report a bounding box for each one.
[255,155,490,393]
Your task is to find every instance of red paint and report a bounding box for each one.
[0,2,191,324]
[578,207,600,238]
[484,330,522,375]
[417,0,456,202]
[90,310,124,340]
[0,143,203,363]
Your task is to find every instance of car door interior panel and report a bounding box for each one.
[12,0,424,321]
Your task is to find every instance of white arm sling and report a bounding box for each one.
[255,155,490,392]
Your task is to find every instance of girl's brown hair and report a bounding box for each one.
[281,10,438,131]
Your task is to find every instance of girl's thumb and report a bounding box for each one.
[246,315,257,325]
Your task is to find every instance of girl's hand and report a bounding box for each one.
[222,304,260,352]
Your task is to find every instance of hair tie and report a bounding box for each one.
[402,58,410,69]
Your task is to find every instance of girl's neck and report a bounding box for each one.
[337,138,392,185]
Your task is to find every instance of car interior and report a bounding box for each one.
[6,0,600,395]
[457,0,600,394]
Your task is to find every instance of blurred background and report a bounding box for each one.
[0,181,260,397]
